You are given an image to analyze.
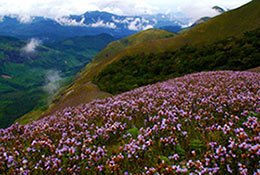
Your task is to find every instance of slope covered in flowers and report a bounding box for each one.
[0,71,259,174]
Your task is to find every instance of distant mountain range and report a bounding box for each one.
[0,11,190,42]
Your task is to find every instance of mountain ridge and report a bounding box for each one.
[0,11,187,42]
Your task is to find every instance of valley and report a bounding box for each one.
[0,9,191,128]
[0,34,116,128]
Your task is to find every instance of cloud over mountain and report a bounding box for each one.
[22,38,41,53]
[0,0,251,21]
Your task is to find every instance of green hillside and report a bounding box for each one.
[40,29,175,115]
[0,35,114,128]
[94,28,260,94]
[47,34,115,60]
[39,0,260,119]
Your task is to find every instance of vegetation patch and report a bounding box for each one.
[94,28,260,94]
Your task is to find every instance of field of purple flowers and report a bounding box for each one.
[0,71,259,174]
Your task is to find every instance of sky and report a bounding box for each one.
[0,0,251,20]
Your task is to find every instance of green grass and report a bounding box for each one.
[0,88,48,128]
[93,28,260,94]
[120,29,175,46]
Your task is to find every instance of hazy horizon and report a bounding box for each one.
[0,0,251,21]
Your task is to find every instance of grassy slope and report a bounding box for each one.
[47,34,116,61]
[42,29,175,115]
[93,28,260,94]
[43,0,260,117]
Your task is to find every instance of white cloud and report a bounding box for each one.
[43,70,63,95]
[22,38,41,53]
[93,0,157,16]
[0,0,97,18]
[165,0,251,21]
[143,25,154,30]
[55,16,86,26]
[128,18,154,31]
[128,18,141,31]
[88,20,117,29]
[1,14,34,24]
[16,15,34,23]
[55,16,117,28]
[112,16,129,24]
[0,0,252,21]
